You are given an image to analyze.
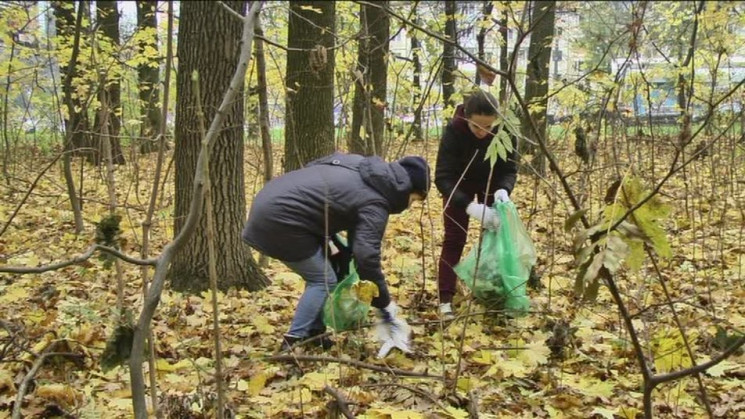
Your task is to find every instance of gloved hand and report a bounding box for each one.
[495,189,510,202]
[466,202,500,230]
[375,302,411,358]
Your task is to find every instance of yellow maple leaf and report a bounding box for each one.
[251,315,275,334]
[498,358,528,378]
[301,371,334,391]
[519,340,550,367]
[353,280,379,305]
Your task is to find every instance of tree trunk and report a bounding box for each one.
[676,0,704,148]
[93,0,125,166]
[499,7,509,103]
[53,0,92,157]
[521,0,556,175]
[442,0,457,111]
[411,15,423,142]
[136,0,163,154]
[254,20,273,268]
[284,1,335,171]
[350,1,389,156]
[171,1,268,293]
[53,0,85,234]
[475,1,494,86]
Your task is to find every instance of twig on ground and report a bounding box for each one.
[267,355,443,379]
[323,385,355,419]
[12,346,84,419]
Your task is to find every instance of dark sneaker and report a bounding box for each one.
[280,335,302,352]
[280,334,334,351]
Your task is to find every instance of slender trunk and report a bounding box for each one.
[193,72,225,419]
[411,15,423,142]
[677,1,704,148]
[138,3,174,415]
[499,8,509,103]
[2,42,15,184]
[475,1,494,86]
[58,1,85,234]
[137,0,162,154]
[442,0,457,111]
[350,1,389,156]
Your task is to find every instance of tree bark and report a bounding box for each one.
[521,0,556,175]
[442,1,457,111]
[171,1,268,293]
[350,1,389,156]
[284,1,335,171]
[93,0,125,166]
[136,0,163,154]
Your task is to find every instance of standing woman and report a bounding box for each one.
[434,90,518,319]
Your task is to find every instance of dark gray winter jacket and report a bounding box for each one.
[242,152,413,308]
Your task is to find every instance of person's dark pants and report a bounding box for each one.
[438,181,495,304]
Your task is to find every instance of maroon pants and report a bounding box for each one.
[438,181,495,304]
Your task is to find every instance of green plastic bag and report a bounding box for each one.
[323,263,372,331]
[453,201,536,316]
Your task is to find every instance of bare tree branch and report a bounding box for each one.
[0,244,157,274]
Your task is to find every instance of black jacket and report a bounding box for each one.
[242,152,413,308]
[435,105,518,208]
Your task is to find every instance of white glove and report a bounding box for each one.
[495,189,510,202]
[375,302,411,358]
[466,202,500,230]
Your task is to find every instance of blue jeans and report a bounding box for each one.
[283,248,338,338]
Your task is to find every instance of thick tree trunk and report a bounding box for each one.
[284,1,335,171]
[53,0,92,157]
[93,1,125,166]
[136,0,163,154]
[521,0,556,175]
[442,1,457,111]
[350,1,389,156]
[171,1,268,293]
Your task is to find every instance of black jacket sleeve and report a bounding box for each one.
[351,203,391,309]
[435,125,474,208]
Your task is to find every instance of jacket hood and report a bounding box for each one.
[359,156,411,214]
[452,104,495,141]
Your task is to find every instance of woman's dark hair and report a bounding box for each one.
[463,90,498,117]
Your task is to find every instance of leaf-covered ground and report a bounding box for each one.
[1,136,744,418]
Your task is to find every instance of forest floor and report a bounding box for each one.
[1,134,744,418]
